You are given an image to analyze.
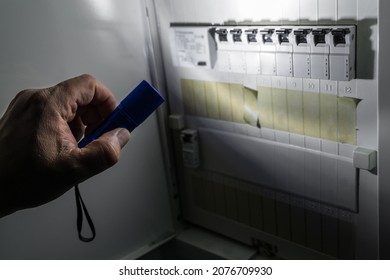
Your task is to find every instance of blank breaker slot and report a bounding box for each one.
[199,128,357,212]
[190,170,356,259]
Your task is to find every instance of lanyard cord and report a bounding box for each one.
[74,185,96,242]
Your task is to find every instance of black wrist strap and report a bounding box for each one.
[74,185,96,242]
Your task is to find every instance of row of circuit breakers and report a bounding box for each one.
[170,25,356,81]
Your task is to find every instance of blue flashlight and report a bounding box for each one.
[75,80,164,242]
[78,80,164,148]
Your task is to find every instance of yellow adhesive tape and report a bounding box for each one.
[243,86,259,127]
[180,79,360,145]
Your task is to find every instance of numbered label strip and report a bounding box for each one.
[181,78,359,145]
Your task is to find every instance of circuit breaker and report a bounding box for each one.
[329,28,356,81]
[275,28,294,77]
[170,25,356,81]
[293,28,312,78]
[311,28,331,79]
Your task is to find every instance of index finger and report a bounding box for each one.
[53,74,118,122]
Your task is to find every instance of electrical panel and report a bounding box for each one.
[171,25,356,81]
[168,24,362,215]
[166,22,376,260]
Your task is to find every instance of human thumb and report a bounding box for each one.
[73,128,131,181]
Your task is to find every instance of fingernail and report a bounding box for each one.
[117,128,131,148]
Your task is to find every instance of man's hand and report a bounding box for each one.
[0,74,131,218]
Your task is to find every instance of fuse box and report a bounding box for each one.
[170,25,356,81]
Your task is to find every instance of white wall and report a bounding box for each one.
[0,0,173,259]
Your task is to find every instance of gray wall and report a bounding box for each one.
[0,0,173,259]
